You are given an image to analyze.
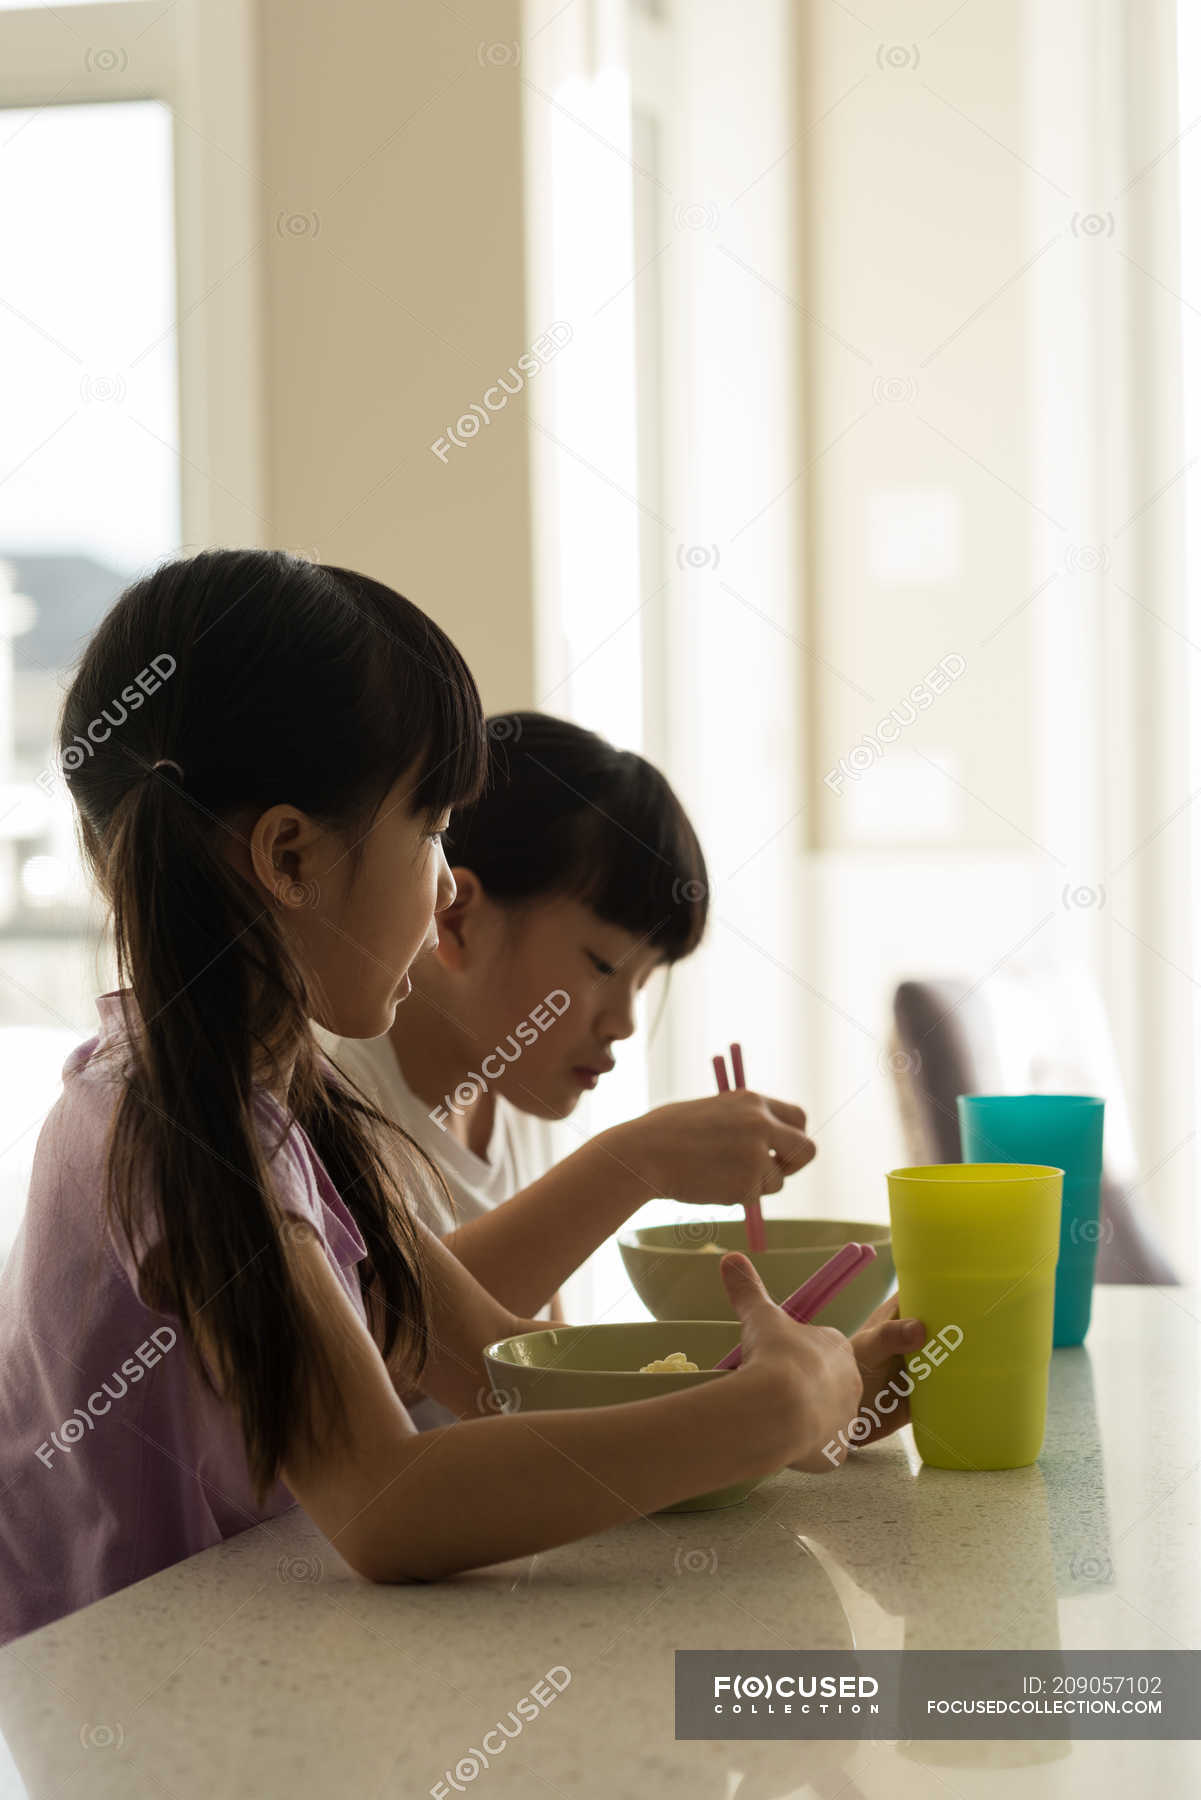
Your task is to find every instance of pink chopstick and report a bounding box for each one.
[713,1040,767,1252]
[711,1241,877,1371]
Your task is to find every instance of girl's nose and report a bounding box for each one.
[435,851,457,912]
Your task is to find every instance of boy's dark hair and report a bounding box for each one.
[447,712,708,961]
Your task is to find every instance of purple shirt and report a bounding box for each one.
[0,990,371,1645]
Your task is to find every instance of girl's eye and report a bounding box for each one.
[586,950,615,977]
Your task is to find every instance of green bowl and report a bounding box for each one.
[483,1320,762,1512]
[618,1218,895,1331]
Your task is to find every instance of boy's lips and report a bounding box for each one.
[570,1058,615,1088]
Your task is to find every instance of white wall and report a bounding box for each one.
[257,0,539,708]
[796,0,1196,1276]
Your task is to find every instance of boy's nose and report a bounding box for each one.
[598,997,638,1042]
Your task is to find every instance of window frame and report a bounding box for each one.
[0,0,266,549]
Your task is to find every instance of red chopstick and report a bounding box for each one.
[713,1041,766,1252]
[712,1241,877,1370]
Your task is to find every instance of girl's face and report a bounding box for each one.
[425,883,667,1118]
[240,773,457,1041]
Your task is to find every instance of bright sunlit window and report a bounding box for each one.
[0,92,179,1250]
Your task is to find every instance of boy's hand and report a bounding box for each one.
[615,1090,816,1208]
[844,1295,926,1449]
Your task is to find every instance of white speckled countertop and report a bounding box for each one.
[1,1286,1199,1798]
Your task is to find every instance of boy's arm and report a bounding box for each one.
[435,1092,816,1317]
[436,1130,652,1317]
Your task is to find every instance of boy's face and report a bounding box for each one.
[426,886,667,1118]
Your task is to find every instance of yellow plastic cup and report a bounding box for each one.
[886,1164,1063,1470]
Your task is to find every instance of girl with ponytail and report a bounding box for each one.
[0,549,921,1643]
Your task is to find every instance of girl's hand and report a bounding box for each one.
[611,1090,816,1208]
[719,1252,864,1474]
[844,1295,927,1449]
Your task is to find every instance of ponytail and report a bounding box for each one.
[62,549,486,1502]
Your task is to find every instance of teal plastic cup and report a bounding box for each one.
[957,1095,1105,1347]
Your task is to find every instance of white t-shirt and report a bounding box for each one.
[318,1029,559,1430]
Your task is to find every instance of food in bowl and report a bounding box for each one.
[638,1351,700,1372]
[618,1217,895,1331]
[483,1320,763,1511]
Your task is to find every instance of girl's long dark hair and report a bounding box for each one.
[61,548,486,1502]
[448,713,708,961]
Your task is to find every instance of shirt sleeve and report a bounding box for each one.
[102,1089,366,1308]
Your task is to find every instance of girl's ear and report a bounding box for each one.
[432,866,482,972]
[245,805,325,907]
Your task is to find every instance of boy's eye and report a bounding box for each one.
[586,950,615,977]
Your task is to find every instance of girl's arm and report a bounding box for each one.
[382,1215,557,1416]
[385,1223,561,1410]
[260,1231,861,1584]
[438,1089,815,1317]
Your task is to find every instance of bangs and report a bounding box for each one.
[566,760,708,962]
[316,563,488,823]
[458,718,709,963]
[403,612,488,819]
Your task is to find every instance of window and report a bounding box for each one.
[0,0,261,1252]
